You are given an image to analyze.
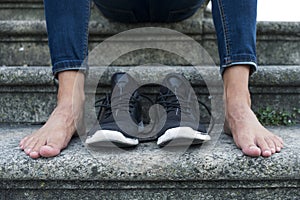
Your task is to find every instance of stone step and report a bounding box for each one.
[0,65,299,124]
[0,124,299,199]
[0,0,299,66]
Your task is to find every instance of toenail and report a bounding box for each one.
[263,150,271,155]
[25,148,31,153]
[276,147,281,152]
[271,148,275,153]
[30,151,38,156]
[249,146,258,150]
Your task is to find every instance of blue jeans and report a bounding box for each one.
[44,0,257,77]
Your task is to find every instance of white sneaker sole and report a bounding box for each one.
[157,127,211,147]
[85,130,139,147]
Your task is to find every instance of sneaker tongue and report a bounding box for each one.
[111,72,127,91]
[111,72,139,94]
[160,85,171,94]
[160,73,199,114]
[161,74,187,97]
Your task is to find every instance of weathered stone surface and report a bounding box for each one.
[0,66,299,123]
[1,2,299,199]
[2,187,300,200]
[0,91,56,123]
[0,0,44,21]
[0,66,53,85]
[0,125,299,199]
[0,1,299,66]
[1,65,299,86]
[1,20,299,66]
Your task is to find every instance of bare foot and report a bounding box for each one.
[19,104,77,158]
[19,71,85,158]
[223,66,284,157]
[224,102,284,157]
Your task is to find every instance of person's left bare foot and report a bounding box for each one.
[223,65,284,157]
[224,100,284,157]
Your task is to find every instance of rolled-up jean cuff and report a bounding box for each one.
[220,55,258,76]
[52,60,89,78]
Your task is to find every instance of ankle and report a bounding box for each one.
[223,65,252,107]
[57,92,85,106]
[224,89,252,121]
[56,71,85,103]
[224,88,251,106]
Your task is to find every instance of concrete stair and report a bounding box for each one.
[0,0,299,199]
[0,65,299,124]
[0,66,299,199]
[0,125,299,199]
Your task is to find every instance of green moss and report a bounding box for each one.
[255,107,300,126]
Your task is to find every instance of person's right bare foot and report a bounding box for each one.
[19,104,77,158]
[19,71,85,159]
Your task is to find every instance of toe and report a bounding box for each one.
[233,134,261,157]
[276,135,284,144]
[20,131,38,149]
[39,145,61,157]
[242,144,261,157]
[276,146,281,153]
[262,150,272,157]
[24,148,31,155]
[29,139,46,159]
[24,138,38,155]
[19,137,28,148]
[265,137,276,154]
[21,136,33,150]
[29,151,40,159]
[257,138,272,157]
[273,136,283,152]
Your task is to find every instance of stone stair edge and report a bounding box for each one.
[0,65,299,86]
[203,19,300,36]
[0,20,201,36]
[0,65,300,86]
[1,20,300,37]
[0,125,299,182]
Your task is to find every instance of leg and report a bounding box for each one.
[223,66,283,157]
[19,0,90,158]
[211,0,284,157]
[20,71,85,158]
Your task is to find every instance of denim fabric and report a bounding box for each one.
[93,0,205,23]
[44,0,257,76]
[211,0,257,75]
[44,0,90,77]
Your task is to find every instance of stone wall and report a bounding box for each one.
[0,0,299,66]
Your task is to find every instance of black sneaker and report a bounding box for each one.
[86,72,142,147]
[155,73,211,147]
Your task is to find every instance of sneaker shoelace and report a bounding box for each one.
[156,90,193,115]
[156,90,215,134]
[95,90,215,134]
[95,93,140,121]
